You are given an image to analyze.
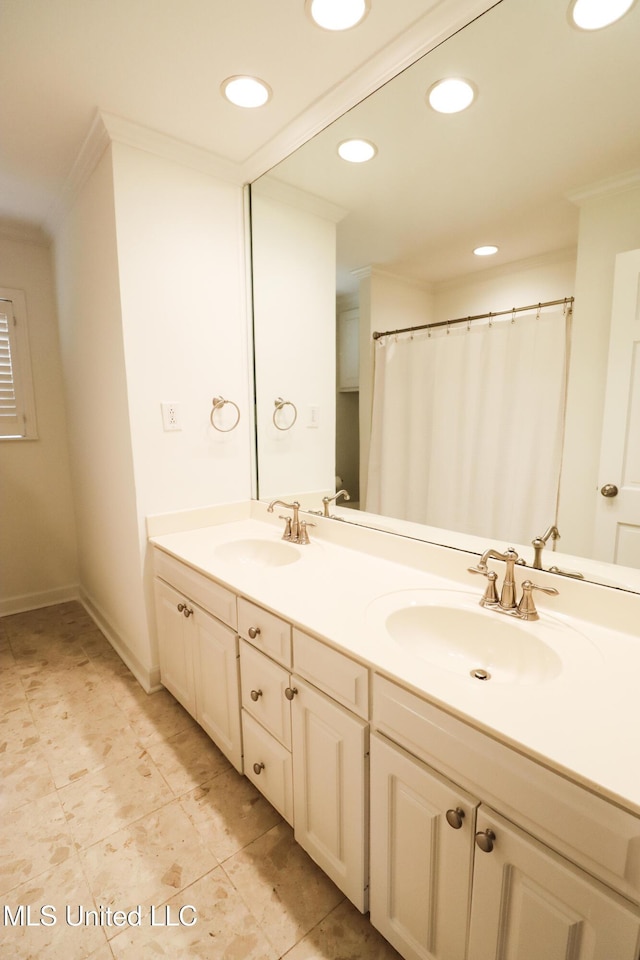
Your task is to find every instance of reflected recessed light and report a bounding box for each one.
[306,0,370,31]
[338,139,377,163]
[427,78,476,114]
[569,0,635,29]
[221,76,271,108]
[474,245,499,257]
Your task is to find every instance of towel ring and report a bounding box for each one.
[210,396,240,433]
[273,397,297,431]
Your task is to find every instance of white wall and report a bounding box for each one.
[53,138,252,688]
[558,182,640,557]
[0,225,78,614]
[251,186,338,504]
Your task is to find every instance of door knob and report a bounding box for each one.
[600,483,619,498]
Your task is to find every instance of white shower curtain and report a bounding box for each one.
[366,307,570,545]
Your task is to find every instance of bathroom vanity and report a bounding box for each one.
[149,502,640,960]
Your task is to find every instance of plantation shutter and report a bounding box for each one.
[0,299,25,438]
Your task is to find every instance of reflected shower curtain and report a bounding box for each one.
[366,307,570,544]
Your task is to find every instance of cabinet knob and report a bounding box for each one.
[600,483,619,498]
[475,828,496,853]
[248,626,261,639]
[284,686,298,701]
[253,762,265,775]
[250,689,263,702]
[183,605,194,618]
[177,602,186,613]
[446,807,465,830]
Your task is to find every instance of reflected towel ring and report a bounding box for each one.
[273,397,297,431]
[210,396,240,432]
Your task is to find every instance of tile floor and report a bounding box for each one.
[0,602,402,960]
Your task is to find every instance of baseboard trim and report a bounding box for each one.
[79,590,162,694]
[0,585,80,617]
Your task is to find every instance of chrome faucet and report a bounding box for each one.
[532,525,560,569]
[321,488,350,518]
[267,499,314,544]
[468,546,558,621]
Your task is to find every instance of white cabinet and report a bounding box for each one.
[370,733,477,960]
[153,552,242,772]
[239,619,370,911]
[469,807,640,960]
[291,676,369,913]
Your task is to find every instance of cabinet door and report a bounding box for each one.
[468,807,640,960]
[242,710,293,825]
[154,578,196,715]
[291,677,369,913]
[370,733,478,960]
[240,640,292,748]
[192,610,242,773]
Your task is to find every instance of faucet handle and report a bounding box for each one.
[468,567,499,605]
[517,580,559,620]
[298,520,315,545]
[278,515,293,541]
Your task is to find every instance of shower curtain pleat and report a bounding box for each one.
[366,309,569,545]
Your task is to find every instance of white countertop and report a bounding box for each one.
[148,502,640,817]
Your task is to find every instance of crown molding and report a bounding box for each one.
[251,176,347,223]
[567,168,640,206]
[239,0,501,184]
[45,111,111,233]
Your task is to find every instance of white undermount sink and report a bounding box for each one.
[214,538,300,568]
[367,589,597,684]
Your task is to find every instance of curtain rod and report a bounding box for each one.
[372,296,574,341]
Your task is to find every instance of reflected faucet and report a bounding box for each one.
[321,489,351,518]
[532,525,560,569]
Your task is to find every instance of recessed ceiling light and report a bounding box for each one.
[569,0,635,30]
[306,0,370,31]
[473,245,499,257]
[338,139,377,163]
[427,78,476,114]
[221,76,271,108]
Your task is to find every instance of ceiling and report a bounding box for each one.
[0,0,487,229]
[256,0,640,289]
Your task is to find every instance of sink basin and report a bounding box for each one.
[214,538,300,568]
[367,590,581,684]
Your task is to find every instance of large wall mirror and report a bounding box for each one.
[250,0,640,593]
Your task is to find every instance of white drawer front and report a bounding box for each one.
[293,629,369,720]
[242,711,293,825]
[240,640,291,749]
[238,598,291,667]
[154,549,236,628]
[373,674,640,904]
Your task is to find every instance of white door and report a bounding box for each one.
[370,733,478,960]
[468,807,640,960]
[192,611,243,772]
[154,578,196,716]
[594,248,640,566]
[291,676,369,913]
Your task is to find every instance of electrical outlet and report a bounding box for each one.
[308,404,320,428]
[161,402,182,431]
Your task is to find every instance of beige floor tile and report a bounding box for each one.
[180,766,282,862]
[144,724,232,796]
[1,856,108,960]
[0,701,40,754]
[109,868,278,960]
[0,741,57,813]
[41,712,142,788]
[282,899,403,960]
[0,791,74,895]
[0,668,29,713]
[223,822,344,957]
[115,686,196,744]
[80,799,218,936]
[59,750,174,849]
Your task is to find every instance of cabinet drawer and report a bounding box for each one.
[242,711,293,825]
[373,673,640,904]
[238,598,291,667]
[240,640,291,749]
[154,549,236,629]
[293,628,369,720]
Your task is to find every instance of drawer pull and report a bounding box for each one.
[253,762,265,775]
[248,626,261,639]
[284,686,298,701]
[475,828,496,853]
[177,602,194,618]
[446,807,465,830]
[250,689,263,702]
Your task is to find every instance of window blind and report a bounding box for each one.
[0,300,25,438]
